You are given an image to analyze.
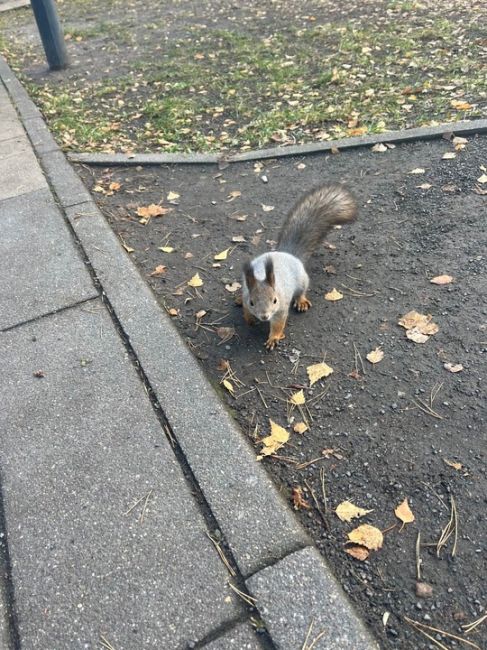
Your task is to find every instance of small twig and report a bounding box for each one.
[206,532,236,577]
[339,283,377,297]
[124,490,153,517]
[352,342,366,376]
[100,635,117,650]
[320,467,328,514]
[256,386,268,409]
[227,580,256,606]
[405,616,481,649]
[416,531,422,580]
[462,612,487,635]
[296,457,327,471]
[139,489,153,524]
[304,479,329,530]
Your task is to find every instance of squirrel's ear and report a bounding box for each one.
[265,257,275,288]
[243,261,256,290]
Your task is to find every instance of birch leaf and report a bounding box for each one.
[188,273,203,287]
[307,362,334,386]
[336,501,374,522]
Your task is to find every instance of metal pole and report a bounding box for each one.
[30,0,68,70]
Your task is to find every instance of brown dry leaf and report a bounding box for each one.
[222,379,234,395]
[325,288,344,301]
[348,126,368,136]
[430,274,453,285]
[324,264,336,274]
[371,143,388,153]
[261,204,275,212]
[293,422,308,434]
[167,191,180,203]
[188,273,204,288]
[442,152,456,160]
[216,326,235,341]
[307,362,333,386]
[257,420,290,459]
[450,100,473,110]
[195,310,207,319]
[291,486,311,510]
[443,458,463,471]
[226,190,241,202]
[225,282,241,293]
[398,311,439,335]
[444,362,463,373]
[159,246,174,253]
[344,545,370,561]
[366,347,384,364]
[348,524,383,551]
[452,136,468,146]
[136,204,169,218]
[149,265,167,277]
[108,181,121,192]
[406,328,430,344]
[168,308,179,317]
[335,501,374,522]
[395,498,415,526]
[290,389,305,405]
[214,248,230,261]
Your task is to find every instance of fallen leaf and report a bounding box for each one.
[188,273,203,287]
[450,100,473,110]
[293,422,308,434]
[406,328,430,343]
[184,252,193,259]
[290,389,305,405]
[344,545,370,561]
[398,311,439,336]
[416,582,433,598]
[261,204,275,212]
[159,246,174,253]
[307,362,334,386]
[325,288,344,301]
[476,174,487,184]
[442,152,456,160]
[226,190,241,202]
[348,126,368,136]
[222,379,234,394]
[417,183,432,190]
[168,308,179,317]
[409,168,425,175]
[444,362,463,373]
[291,486,311,510]
[195,310,207,319]
[366,347,384,364]
[336,501,374,522]
[137,204,169,218]
[473,185,487,195]
[214,248,230,261]
[216,326,235,341]
[430,275,453,285]
[257,420,290,459]
[296,162,306,170]
[348,524,383,551]
[108,181,121,191]
[231,235,246,242]
[452,136,468,145]
[443,458,463,471]
[167,191,180,203]
[121,242,134,253]
[225,282,241,293]
[324,264,336,274]
[383,612,391,626]
[395,498,415,526]
[149,265,166,276]
[371,143,388,153]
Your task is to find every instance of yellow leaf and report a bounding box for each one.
[348,524,383,551]
[307,362,333,386]
[261,204,275,212]
[195,310,207,319]
[366,347,384,364]
[159,246,174,253]
[335,501,374,522]
[257,420,290,459]
[409,168,425,174]
[168,308,179,317]
[325,288,344,301]
[167,191,180,203]
[477,174,487,184]
[398,311,439,336]
[344,545,370,561]
[348,126,368,136]
[214,248,230,261]
[122,242,134,253]
[226,190,241,202]
[406,328,430,343]
[136,204,168,218]
[188,273,204,288]
[442,152,456,160]
[293,422,308,434]
[430,275,453,285]
[290,390,305,405]
[450,100,473,110]
[222,379,234,394]
[395,498,415,526]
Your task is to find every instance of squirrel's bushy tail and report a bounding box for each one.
[277,183,357,261]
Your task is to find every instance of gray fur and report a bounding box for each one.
[277,183,357,262]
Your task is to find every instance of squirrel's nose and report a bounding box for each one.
[261,314,270,321]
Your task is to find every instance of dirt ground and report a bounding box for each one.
[77,134,487,649]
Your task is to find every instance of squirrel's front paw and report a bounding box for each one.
[294,296,312,312]
[265,333,285,350]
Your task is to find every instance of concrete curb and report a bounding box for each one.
[67,118,487,166]
[0,54,378,646]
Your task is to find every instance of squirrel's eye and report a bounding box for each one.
[273,297,277,304]
[250,300,254,307]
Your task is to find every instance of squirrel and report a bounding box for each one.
[242,183,357,350]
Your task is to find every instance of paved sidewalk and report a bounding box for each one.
[0,58,377,650]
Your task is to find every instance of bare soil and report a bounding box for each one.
[77,134,487,649]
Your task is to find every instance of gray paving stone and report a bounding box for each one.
[0,84,25,141]
[246,547,379,650]
[202,622,264,649]
[0,134,46,201]
[23,116,59,154]
[39,150,94,207]
[0,304,240,649]
[0,189,98,330]
[65,200,309,576]
[0,0,30,12]
[0,65,41,121]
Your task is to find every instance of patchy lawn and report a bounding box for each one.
[1,0,486,153]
